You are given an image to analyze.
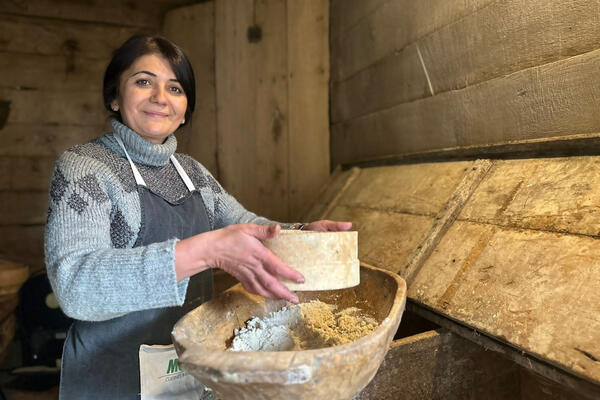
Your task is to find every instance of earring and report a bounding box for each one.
[111,104,119,112]
[182,118,185,124]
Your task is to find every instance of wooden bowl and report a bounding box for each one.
[263,230,360,291]
[172,264,406,400]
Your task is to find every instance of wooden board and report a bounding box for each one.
[0,53,105,92]
[0,0,198,28]
[302,166,359,222]
[332,0,600,123]
[0,88,105,125]
[409,221,600,383]
[0,156,55,191]
[215,0,289,221]
[327,205,433,273]
[0,226,45,273]
[0,192,48,225]
[287,0,330,220]
[357,330,519,399]
[331,0,495,82]
[0,15,144,59]
[163,2,219,178]
[331,48,600,166]
[0,123,105,157]
[338,162,473,216]
[329,0,389,41]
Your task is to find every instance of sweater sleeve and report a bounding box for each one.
[187,159,298,230]
[44,151,189,322]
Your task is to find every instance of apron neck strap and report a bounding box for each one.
[114,134,147,187]
[169,155,196,192]
[114,133,196,192]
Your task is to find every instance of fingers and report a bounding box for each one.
[248,223,280,240]
[235,263,299,304]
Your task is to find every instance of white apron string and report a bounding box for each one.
[114,134,195,192]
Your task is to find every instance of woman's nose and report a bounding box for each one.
[150,86,167,104]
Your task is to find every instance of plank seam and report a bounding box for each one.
[402,159,494,286]
[455,217,600,240]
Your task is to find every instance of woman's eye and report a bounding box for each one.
[135,79,150,87]
[169,86,183,94]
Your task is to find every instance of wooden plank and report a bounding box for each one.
[331,0,494,82]
[0,123,105,157]
[330,0,389,40]
[287,0,330,220]
[337,162,473,216]
[357,330,519,399]
[215,0,289,221]
[0,53,104,92]
[403,159,493,285]
[0,15,145,59]
[0,158,9,190]
[0,88,106,125]
[302,166,359,222]
[0,225,45,274]
[331,48,600,166]
[409,221,600,384]
[163,2,219,178]
[0,0,197,28]
[0,157,55,191]
[0,192,48,225]
[331,42,429,123]
[460,157,600,237]
[409,303,600,399]
[332,0,600,123]
[326,205,433,274]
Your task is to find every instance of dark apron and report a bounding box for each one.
[59,137,213,399]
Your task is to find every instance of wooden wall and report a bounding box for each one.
[165,0,330,223]
[0,0,199,272]
[330,0,600,166]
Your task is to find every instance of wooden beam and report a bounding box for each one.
[332,0,600,123]
[332,48,600,166]
[163,2,219,178]
[215,0,289,221]
[331,0,494,82]
[0,123,105,157]
[287,0,330,220]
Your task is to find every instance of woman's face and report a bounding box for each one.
[112,53,187,144]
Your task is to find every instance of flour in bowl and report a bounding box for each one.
[229,300,378,351]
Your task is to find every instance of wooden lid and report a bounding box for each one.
[263,230,360,291]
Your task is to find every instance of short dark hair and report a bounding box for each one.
[102,34,196,127]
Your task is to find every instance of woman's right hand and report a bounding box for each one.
[175,224,303,303]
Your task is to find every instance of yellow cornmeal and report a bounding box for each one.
[291,300,378,349]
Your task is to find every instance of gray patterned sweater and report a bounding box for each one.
[45,119,286,322]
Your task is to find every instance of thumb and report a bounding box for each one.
[250,224,281,240]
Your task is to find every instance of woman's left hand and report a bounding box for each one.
[303,220,352,232]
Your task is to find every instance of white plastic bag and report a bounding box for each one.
[139,344,217,400]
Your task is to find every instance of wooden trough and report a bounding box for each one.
[300,159,600,400]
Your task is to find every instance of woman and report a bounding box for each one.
[44,34,350,399]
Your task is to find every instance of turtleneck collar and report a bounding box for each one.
[109,118,177,167]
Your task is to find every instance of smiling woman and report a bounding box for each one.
[43,34,351,399]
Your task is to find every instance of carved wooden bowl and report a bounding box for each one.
[172,264,407,400]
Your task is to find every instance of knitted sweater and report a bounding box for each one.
[45,119,288,322]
